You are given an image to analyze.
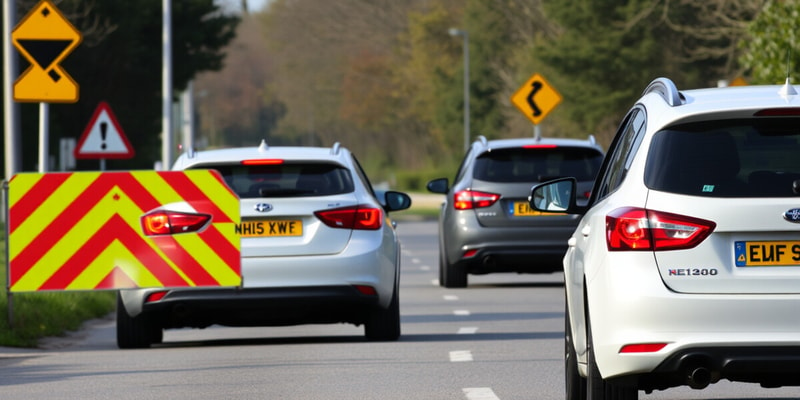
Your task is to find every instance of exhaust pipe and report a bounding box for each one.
[686,366,711,389]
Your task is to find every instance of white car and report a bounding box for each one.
[531,78,800,398]
[117,141,411,348]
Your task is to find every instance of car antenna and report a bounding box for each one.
[779,47,798,97]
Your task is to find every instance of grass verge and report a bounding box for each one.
[0,230,116,348]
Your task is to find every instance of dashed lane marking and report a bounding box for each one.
[453,310,471,316]
[463,387,500,400]
[449,350,473,362]
[457,327,478,334]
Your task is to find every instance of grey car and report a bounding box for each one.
[426,135,604,288]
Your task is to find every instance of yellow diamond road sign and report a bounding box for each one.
[511,73,562,125]
[12,0,82,103]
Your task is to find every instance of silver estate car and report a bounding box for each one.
[427,135,604,288]
[116,141,411,348]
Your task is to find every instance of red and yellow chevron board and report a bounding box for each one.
[7,170,242,292]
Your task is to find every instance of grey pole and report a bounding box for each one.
[4,0,21,179]
[162,0,173,169]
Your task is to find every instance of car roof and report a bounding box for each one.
[172,141,350,169]
[485,137,602,150]
[639,78,800,128]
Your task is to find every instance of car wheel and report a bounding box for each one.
[587,313,637,400]
[116,293,161,349]
[365,286,401,341]
[566,301,587,400]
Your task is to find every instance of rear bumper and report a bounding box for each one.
[134,285,381,329]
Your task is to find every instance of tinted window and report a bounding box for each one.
[644,117,800,197]
[595,109,645,200]
[197,162,354,198]
[473,146,603,183]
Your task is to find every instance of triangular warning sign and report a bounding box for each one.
[75,101,134,159]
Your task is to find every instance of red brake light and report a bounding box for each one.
[241,159,284,165]
[453,190,500,210]
[619,343,668,353]
[606,207,715,251]
[315,205,383,230]
[522,144,557,149]
[141,211,211,236]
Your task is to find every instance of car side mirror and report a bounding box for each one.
[384,191,412,212]
[529,177,578,213]
[426,178,449,194]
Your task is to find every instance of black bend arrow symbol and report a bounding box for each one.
[527,81,543,117]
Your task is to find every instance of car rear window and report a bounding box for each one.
[194,162,354,198]
[644,117,800,197]
[472,146,603,183]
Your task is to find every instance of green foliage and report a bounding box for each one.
[740,1,798,84]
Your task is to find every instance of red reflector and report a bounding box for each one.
[462,249,478,258]
[241,159,284,165]
[754,108,800,116]
[619,343,668,353]
[145,291,168,303]
[354,285,377,296]
[141,211,211,236]
[315,205,383,230]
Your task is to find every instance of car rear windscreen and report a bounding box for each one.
[645,117,800,197]
[473,146,603,183]
[195,162,355,198]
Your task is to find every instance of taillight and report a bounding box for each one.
[453,190,500,210]
[606,207,715,251]
[141,211,211,236]
[754,108,800,116]
[315,205,383,230]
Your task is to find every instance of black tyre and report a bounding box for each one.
[441,257,467,288]
[566,304,587,400]
[365,287,401,341]
[586,314,638,400]
[116,293,161,349]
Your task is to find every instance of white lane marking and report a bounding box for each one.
[431,279,440,286]
[463,387,500,400]
[443,295,459,301]
[453,309,471,316]
[412,258,420,264]
[449,350,473,362]
[457,327,478,334]
[421,265,431,271]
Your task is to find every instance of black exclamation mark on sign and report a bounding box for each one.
[100,122,107,150]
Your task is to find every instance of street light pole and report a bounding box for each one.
[449,28,470,154]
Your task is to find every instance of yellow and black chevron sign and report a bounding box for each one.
[8,170,241,292]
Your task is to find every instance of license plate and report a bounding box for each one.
[235,220,302,237]
[510,201,563,216]
[734,241,800,267]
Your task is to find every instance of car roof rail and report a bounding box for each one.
[642,77,682,107]
[331,142,341,155]
[475,135,488,147]
[588,134,596,145]
[258,139,269,152]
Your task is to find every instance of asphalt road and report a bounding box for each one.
[1,221,799,399]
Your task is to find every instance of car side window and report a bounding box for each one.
[351,154,377,197]
[454,147,478,183]
[593,108,646,201]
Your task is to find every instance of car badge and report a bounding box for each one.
[783,208,800,223]
[254,203,273,213]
